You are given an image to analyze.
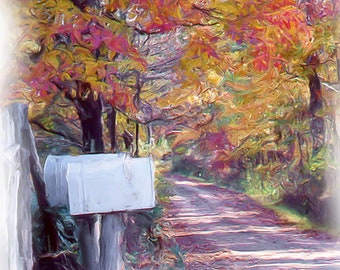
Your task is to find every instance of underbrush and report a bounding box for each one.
[124,173,185,269]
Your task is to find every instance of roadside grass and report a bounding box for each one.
[264,203,314,229]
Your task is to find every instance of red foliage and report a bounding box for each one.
[200,131,232,153]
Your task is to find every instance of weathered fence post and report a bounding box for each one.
[0,103,34,270]
[75,215,101,269]
[100,213,124,270]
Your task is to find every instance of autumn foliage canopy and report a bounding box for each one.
[13,0,340,213]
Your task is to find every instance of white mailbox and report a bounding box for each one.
[43,153,155,215]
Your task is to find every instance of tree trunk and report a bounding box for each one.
[74,97,104,153]
[67,81,104,153]
[147,125,152,144]
[135,122,139,157]
[333,60,340,227]
[337,46,340,82]
[308,73,323,116]
[107,106,117,152]
[307,53,324,154]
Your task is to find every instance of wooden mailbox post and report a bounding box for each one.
[43,153,155,269]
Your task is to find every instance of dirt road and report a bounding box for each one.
[163,174,340,269]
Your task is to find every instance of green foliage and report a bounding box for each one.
[241,169,283,203]
[154,175,174,203]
